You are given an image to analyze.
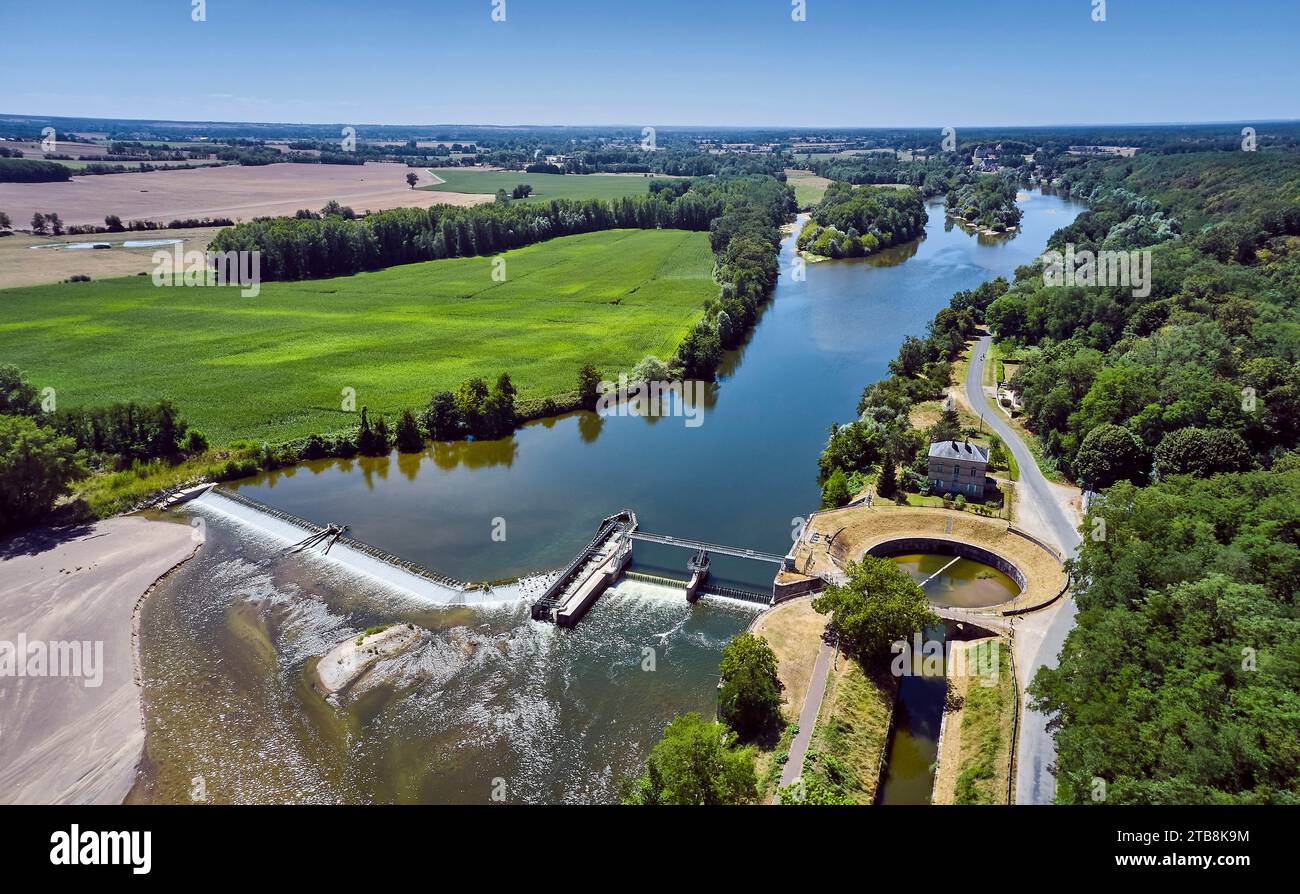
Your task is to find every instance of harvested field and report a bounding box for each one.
[784,168,832,208]
[0,161,490,228]
[0,227,224,289]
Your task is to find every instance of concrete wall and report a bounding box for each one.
[862,536,1027,593]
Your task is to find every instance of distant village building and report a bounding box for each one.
[927,440,990,498]
[1066,145,1139,158]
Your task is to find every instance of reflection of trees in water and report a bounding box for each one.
[361,453,391,488]
[577,412,603,443]
[431,437,519,471]
[396,449,423,482]
[862,234,923,268]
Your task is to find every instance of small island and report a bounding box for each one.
[944,174,1023,233]
[797,184,927,260]
[315,623,422,695]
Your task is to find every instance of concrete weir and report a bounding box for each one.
[190,486,503,605]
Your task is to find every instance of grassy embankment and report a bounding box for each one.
[932,638,1017,804]
[750,598,896,804]
[421,168,667,202]
[799,653,897,804]
[0,228,717,515]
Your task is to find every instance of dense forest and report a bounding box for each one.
[813,149,1300,803]
[797,183,927,259]
[798,153,964,196]
[1030,472,1300,804]
[990,152,1300,803]
[989,152,1300,481]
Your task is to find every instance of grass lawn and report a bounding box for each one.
[783,169,832,209]
[421,168,663,203]
[0,228,715,445]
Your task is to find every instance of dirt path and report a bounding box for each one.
[0,515,198,804]
[777,639,834,797]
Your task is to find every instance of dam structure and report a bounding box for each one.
[185,488,783,627]
[530,512,781,627]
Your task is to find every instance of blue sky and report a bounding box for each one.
[2,0,1297,127]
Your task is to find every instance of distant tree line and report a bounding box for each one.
[0,157,72,183]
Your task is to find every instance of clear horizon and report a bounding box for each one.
[3,0,1297,127]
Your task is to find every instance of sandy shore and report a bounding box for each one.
[0,515,199,804]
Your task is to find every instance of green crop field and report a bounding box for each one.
[0,229,715,444]
[421,167,665,202]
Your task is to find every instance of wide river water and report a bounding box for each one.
[137,189,1084,804]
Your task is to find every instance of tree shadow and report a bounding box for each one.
[0,507,98,561]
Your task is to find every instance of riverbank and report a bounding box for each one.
[931,637,1016,804]
[0,514,199,804]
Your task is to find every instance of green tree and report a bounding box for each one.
[812,557,939,660]
[421,390,461,440]
[630,355,670,384]
[0,415,86,530]
[718,633,783,740]
[622,713,758,805]
[0,365,41,416]
[394,409,424,453]
[876,456,898,499]
[455,378,489,434]
[405,172,419,189]
[1072,423,1148,490]
[821,467,851,508]
[1153,427,1251,479]
[577,364,602,409]
[929,403,962,443]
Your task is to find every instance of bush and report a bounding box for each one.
[717,633,783,740]
[184,429,209,455]
[394,409,424,453]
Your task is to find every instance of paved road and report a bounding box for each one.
[776,639,835,800]
[965,335,1081,805]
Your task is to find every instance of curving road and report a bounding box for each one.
[964,335,1080,805]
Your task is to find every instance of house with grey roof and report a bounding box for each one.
[927,439,990,498]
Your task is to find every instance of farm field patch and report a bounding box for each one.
[421,167,664,202]
[0,161,490,228]
[0,229,716,444]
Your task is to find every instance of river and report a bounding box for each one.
[136,189,1085,804]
